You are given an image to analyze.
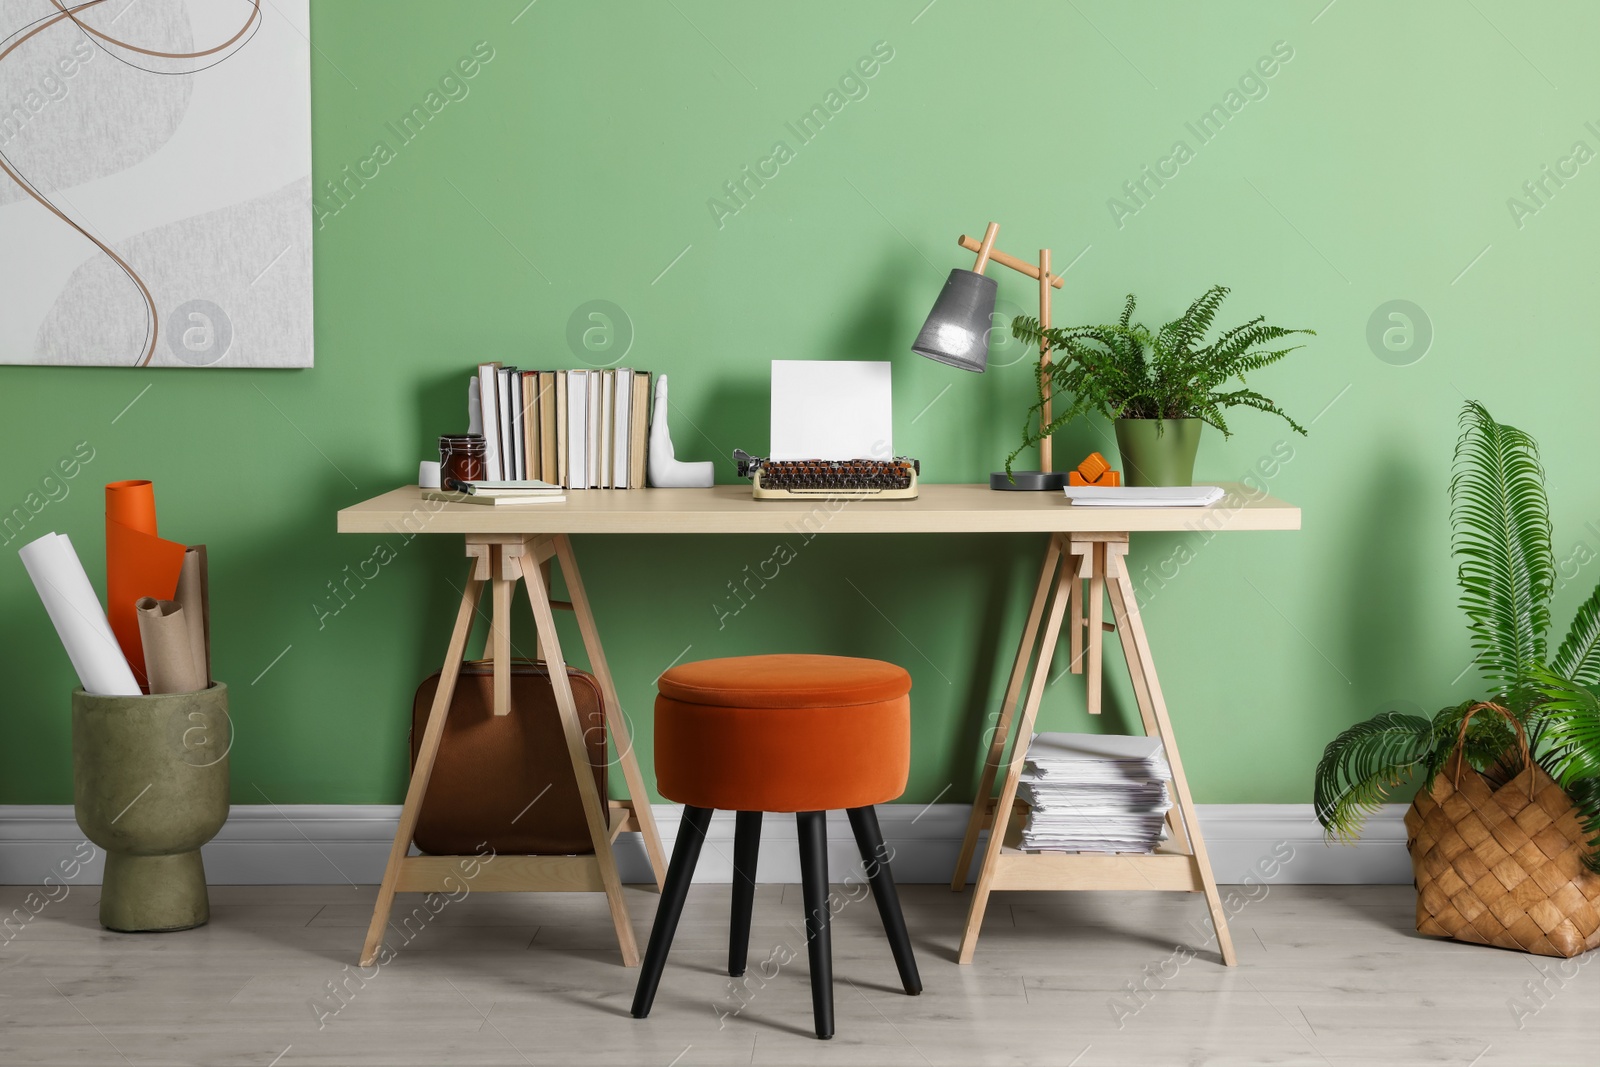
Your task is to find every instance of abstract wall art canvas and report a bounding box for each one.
[0,0,312,368]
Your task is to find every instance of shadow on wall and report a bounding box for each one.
[1337,452,1430,716]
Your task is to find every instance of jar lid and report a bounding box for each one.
[439,434,486,446]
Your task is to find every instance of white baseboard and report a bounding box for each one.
[0,803,1412,887]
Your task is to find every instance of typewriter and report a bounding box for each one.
[733,450,920,500]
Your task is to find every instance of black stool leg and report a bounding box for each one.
[729,811,762,977]
[796,811,834,1040]
[632,805,714,1019]
[847,806,922,996]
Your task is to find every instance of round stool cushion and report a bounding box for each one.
[655,654,911,813]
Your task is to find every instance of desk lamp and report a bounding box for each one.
[911,221,1066,491]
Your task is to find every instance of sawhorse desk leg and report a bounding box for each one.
[952,532,1237,967]
[359,534,667,968]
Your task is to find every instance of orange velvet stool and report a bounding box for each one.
[654,654,911,813]
[633,654,920,1040]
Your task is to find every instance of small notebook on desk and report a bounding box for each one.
[423,482,566,506]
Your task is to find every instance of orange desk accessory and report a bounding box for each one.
[1066,452,1121,487]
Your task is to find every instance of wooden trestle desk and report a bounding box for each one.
[337,483,1299,968]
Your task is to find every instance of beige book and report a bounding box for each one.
[521,373,538,485]
[555,370,568,488]
[630,371,649,488]
[538,371,557,484]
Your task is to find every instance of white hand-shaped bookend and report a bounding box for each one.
[648,375,714,488]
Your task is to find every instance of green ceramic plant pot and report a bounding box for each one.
[72,684,230,932]
[1114,418,1203,487]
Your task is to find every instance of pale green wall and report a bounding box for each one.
[5,1,1596,806]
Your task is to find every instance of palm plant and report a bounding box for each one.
[1313,401,1600,869]
[1006,285,1313,475]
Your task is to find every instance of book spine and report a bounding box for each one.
[556,370,568,488]
[521,372,537,485]
[539,372,557,484]
[477,363,502,480]
[613,368,632,489]
[630,371,649,488]
[598,370,613,490]
[569,370,588,490]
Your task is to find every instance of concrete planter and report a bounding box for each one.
[72,684,231,932]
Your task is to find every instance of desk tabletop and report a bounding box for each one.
[336,483,1300,536]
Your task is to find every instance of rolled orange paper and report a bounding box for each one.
[106,480,187,691]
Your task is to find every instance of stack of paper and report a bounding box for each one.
[1017,733,1173,853]
[1062,485,1225,507]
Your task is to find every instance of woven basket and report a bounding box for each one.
[1405,703,1600,958]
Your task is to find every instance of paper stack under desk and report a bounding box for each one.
[1017,733,1173,853]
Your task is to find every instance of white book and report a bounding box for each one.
[499,367,518,481]
[567,370,588,490]
[587,370,601,489]
[598,370,613,489]
[509,370,525,480]
[477,363,502,480]
[613,368,632,488]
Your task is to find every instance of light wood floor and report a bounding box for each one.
[0,882,1592,1066]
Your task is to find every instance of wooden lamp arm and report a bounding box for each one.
[959,232,1065,288]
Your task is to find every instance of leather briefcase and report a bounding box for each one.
[410,659,608,856]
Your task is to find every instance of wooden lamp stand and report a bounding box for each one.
[957,223,1067,491]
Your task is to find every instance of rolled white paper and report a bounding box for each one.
[18,532,140,696]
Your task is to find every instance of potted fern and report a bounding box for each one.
[1009,285,1313,485]
[1315,401,1600,957]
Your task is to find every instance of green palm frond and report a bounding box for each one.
[1424,699,1522,781]
[1450,401,1554,700]
[1528,668,1600,871]
[1529,668,1600,784]
[1553,582,1600,685]
[1313,711,1434,842]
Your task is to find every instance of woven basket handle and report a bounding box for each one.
[1449,701,1533,796]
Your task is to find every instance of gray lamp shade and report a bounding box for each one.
[912,268,998,372]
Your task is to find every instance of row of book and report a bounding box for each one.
[473,364,652,489]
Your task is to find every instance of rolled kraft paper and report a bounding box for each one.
[174,547,210,686]
[105,480,187,690]
[134,597,206,694]
[18,533,140,696]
